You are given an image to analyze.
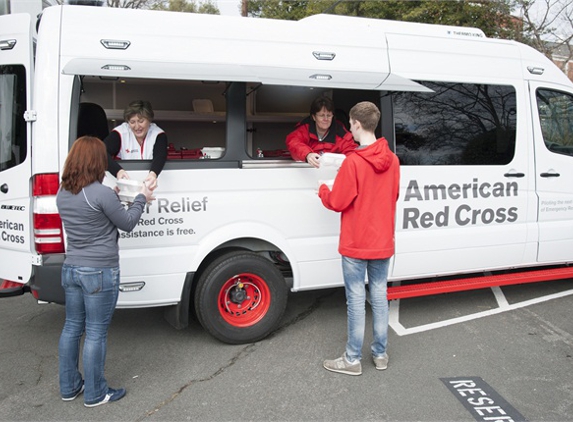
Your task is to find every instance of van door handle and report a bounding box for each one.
[540,172,560,178]
[0,183,7,193]
[503,172,525,178]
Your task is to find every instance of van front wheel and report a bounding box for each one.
[194,251,288,344]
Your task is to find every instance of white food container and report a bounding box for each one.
[317,153,346,188]
[116,179,143,203]
[201,147,225,159]
[319,152,346,168]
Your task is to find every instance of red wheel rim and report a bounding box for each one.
[218,273,271,327]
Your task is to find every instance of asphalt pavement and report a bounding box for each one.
[0,279,572,421]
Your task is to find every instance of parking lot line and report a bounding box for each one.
[389,286,573,336]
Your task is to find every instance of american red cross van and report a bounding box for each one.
[1,4,573,344]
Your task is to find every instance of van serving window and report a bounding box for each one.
[394,81,517,166]
[245,83,383,159]
[78,76,227,161]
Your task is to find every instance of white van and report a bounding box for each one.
[2,5,573,344]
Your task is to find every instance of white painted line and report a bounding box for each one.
[389,287,573,336]
[491,286,509,307]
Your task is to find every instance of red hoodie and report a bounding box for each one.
[319,137,400,259]
[286,117,357,162]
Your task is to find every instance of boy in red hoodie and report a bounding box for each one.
[318,101,400,376]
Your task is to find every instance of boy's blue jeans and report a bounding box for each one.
[341,256,390,363]
[59,264,119,403]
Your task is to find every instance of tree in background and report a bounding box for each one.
[246,0,518,38]
[106,0,158,7]
[246,0,573,76]
[151,0,219,13]
[512,0,573,72]
[107,0,219,13]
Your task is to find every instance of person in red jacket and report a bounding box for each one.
[286,96,356,168]
[318,101,400,376]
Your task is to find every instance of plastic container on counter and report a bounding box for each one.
[317,153,346,189]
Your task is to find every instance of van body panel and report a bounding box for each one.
[387,33,523,83]
[32,6,64,175]
[393,167,533,278]
[518,43,573,87]
[115,273,184,308]
[391,76,537,278]
[0,13,34,284]
[109,166,342,304]
[529,81,573,263]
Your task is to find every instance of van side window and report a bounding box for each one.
[246,84,380,159]
[536,89,573,157]
[394,82,517,166]
[0,65,27,171]
[246,84,324,159]
[79,77,227,160]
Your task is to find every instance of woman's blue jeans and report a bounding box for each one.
[58,264,119,403]
[342,256,390,363]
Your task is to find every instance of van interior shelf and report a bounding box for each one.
[105,109,227,122]
[105,109,305,124]
[247,113,306,123]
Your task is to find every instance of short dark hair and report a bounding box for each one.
[310,96,335,115]
[349,101,380,132]
[124,100,154,122]
[60,136,107,194]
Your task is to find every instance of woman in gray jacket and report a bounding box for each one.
[56,136,155,407]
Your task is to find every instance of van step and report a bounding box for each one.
[387,266,573,300]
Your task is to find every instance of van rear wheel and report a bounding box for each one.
[194,251,288,344]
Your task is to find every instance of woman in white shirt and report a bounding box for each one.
[104,100,167,189]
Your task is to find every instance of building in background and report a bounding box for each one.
[550,43,573,82]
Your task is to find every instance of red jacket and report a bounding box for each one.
[319,138,400,259]
[286,117,357,162]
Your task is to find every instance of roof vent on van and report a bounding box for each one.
[527,66,545,75]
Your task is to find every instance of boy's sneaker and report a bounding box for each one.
[84,387,126,408]
[61,382,84,401]
[323,355,362,376]
[373,353,389,370]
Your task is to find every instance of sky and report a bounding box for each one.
[216,0,241,16]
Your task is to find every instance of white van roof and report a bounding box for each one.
[52,6,426,90]
[47,5,570,90]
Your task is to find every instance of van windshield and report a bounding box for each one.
[0,65,27,171]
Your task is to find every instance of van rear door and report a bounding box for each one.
[0,13,34,289]
[530,82,573,263]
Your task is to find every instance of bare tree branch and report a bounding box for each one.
[513,0,573,73]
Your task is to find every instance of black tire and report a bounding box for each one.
[194,251,288,344]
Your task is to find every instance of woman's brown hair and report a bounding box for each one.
[310,96,335,115]
[60,136,107,195]
[123,100,154,122]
